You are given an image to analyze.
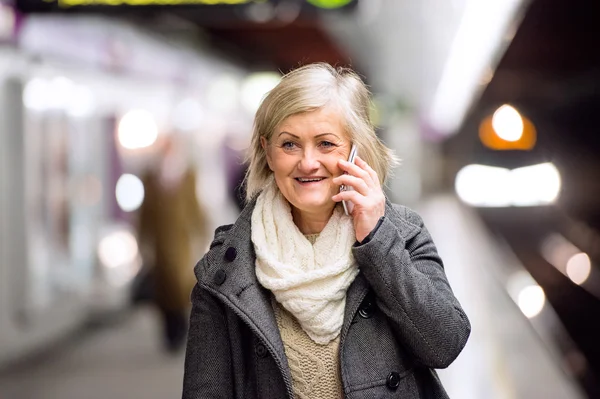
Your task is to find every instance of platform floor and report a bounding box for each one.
[0,307,185,399]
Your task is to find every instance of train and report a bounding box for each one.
[0,12,258,366]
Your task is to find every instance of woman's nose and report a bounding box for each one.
[298,149,320,172]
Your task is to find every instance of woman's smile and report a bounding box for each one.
[261,106,351,225]
[294,176,327,185]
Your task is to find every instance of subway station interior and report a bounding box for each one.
[1,0,600,398]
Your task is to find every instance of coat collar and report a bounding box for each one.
[198,197,293,385]
[198,196,420,383]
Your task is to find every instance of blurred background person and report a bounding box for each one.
[137,133,209,354]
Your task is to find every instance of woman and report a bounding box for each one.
[183,63,470,398]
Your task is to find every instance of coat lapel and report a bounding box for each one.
[200,199,291,383]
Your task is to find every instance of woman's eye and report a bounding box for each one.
[281,141,297,149]
[320,141,335,148]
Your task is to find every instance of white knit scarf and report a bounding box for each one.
[251,182,359,345]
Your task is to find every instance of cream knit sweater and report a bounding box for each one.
[272,234,343,399]
[274,300,343,399]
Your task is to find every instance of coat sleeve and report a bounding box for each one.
[183,283,234,399]
[351,207,470,369]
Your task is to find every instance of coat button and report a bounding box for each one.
[386,372,401,390]
[213,269,226,285]
[256,344,268,358]
[358,298,376,319]
[225,247,237,262]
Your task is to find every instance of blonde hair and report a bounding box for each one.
[245,62,399,200]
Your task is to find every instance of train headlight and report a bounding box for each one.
[455,162,561,207]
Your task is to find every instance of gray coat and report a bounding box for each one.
[183,199,470,399]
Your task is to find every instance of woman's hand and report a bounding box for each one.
[332,156,385,243]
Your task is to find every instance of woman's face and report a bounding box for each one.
[262,106,352,219]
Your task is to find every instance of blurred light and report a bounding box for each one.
[510,163,561,206]
[566,253,591,285]
[241,72,281,114]
[455,164,512,207]
[517,285,545,318]
[117,109,158,149]
[245,2,276,22]
[50,77,76,110]
[455,162,561,207]
[207,75,240,113]
[429,0,523,134]
[307,0,353,9]
[507,271,545,318]
[115,174,145,212]
[67,85,95,118]
[23,78,52,111]
[276,1,302,23]
[24,77,95,117]
[492,104,523,142]
[479,111,536,151]
[540,233,579,274]
[540,234,593,286]
[98,230,139,269]
[172,98,204,132]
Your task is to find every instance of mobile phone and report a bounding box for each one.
[341,144,358,216]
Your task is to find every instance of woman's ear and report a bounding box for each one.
[260,137,273,171]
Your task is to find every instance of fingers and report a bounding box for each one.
[354,157,381,188]
[334,174,369,196]
[332,188,362,204]
[338,157,373,185]
[338,156,380,186]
